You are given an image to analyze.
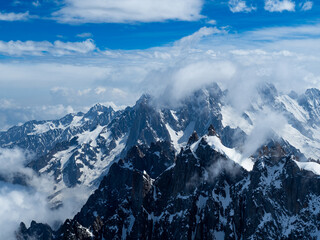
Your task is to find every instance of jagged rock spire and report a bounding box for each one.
[208,124,217,136]
[188,131,199,145]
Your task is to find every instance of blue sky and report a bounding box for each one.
[0,0,319,49]
[1,0,320,129]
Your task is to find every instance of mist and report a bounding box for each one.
[241,108,288,158]
[0,148,91,240]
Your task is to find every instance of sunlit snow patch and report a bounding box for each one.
[76,125,105,147]
[276,95,309,123]
[192,135,254,171]
[165,124,183,151]
[165,122,196,152]
[294,160,320,175]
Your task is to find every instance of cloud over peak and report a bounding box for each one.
[53,0,204,24]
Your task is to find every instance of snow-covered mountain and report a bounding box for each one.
[17,129,320,239]
[5,82,320,239]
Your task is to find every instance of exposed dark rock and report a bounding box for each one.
[187,131,199,145]
[207,124,217,137]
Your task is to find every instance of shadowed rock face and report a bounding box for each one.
[16,221,53,240]
[19,134,320,240]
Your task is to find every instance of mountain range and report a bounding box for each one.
[2,82,320,239]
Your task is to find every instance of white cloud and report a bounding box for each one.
[0,11,30,21]
[243,23,320,42]
[0,39,96,56]
[206,19,217,25]
[53,0,204,23]
[95,87,107,95]
[241,108,287,158]
[175,27,224,47]
[228,0,256,13]
[50,86,132,105]
[0,99,16,110]
[76,32,93,38]
[32,0,41,7]
[264,0,295,12]
[77,88,92,96]
[160,61,236,103]
[0,148,90,239]
[300,1,313,11]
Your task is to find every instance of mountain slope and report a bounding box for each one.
[18,128,320,239]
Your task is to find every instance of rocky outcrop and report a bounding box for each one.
[16,221,53,240]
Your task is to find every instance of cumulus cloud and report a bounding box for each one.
[0,39,96,56]
[0,148,90,239]
[264,0,295,12]
[228,0,256,13]
[300,1,313,11]
[0,11,30,21]
[53,0,204,24]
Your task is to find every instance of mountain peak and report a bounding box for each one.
[257,82,278,102]
[207,124,217,137]
[305,88,320,98]
[84,103,115,120]
[90,103,113,112]
[135,93,152,106]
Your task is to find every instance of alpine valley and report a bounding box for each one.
[3,82,320,239]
